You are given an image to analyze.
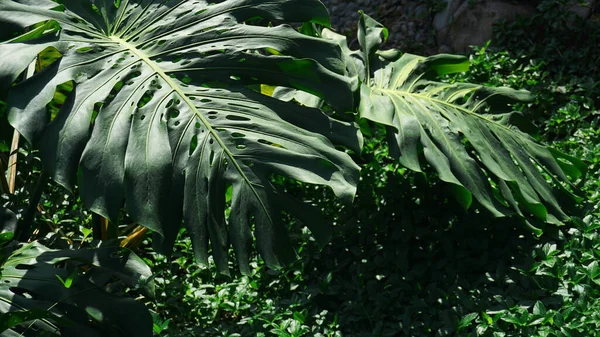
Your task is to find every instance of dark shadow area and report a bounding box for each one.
[0,238,153,337]
[277,169,560,336]
[158,162,564,337]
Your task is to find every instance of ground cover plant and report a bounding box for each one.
[0,0,597,336]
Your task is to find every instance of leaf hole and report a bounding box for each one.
[226,115,250,122]
[137,91,154,108]
[76,46,93,53]
[9,287,34,298]
[258,139,285,149]
[15,264,35,270]
[190,134,198,154]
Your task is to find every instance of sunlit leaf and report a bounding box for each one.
[0,0,361,274]
[322,12,587,228]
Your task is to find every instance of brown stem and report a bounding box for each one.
[0,155,9,194]
[6,61,36,194]
[7,131,19,194]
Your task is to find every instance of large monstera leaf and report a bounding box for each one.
[0,240,153,337]
[323,13,586,230]
[0,0,361,273]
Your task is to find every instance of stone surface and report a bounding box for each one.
[568,0,597,19]
[320,0,436,53]
[435,1,536,52]
[319,0,596,54]
[433,0,464,31]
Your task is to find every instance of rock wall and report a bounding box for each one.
[320,0,598,53]
[323,0,434,53]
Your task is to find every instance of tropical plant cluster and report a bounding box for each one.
[0,0,598,336]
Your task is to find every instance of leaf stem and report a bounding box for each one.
[17,169,49,242]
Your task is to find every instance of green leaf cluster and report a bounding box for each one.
[0,239,153,336]
[0,6,596,337]
[0,0,360,273]
[0,0,587,275]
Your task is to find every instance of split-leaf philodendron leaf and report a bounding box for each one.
[323,12,586,231]
[0,241,153,337]
[0,0,361,273]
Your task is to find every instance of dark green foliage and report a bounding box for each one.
[138,3,600,337]
[323,12,586,229]
[0,239,153,336]
[1,1,599,337]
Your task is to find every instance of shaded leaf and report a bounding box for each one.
[0,241,153,336]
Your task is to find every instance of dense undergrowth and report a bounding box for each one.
[1,1,599,336]
[142,3,600,336]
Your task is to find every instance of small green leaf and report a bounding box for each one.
[500,314,523,326]
[293,311,305,324]
[528,317,545,326]
[588,261,600,278]
[476,324,488,335]
[0,232,14,247]
[482,312,493,325]
[533,301,547,316]
[542,243,558,258]
[85,307,104,322]
[457,312,478,330]
[80,227,93,237]
[55,268,78,289]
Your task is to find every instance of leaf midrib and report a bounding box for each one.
[386,89,473,191]
[378,88,516,135]
[110,36,274,225]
